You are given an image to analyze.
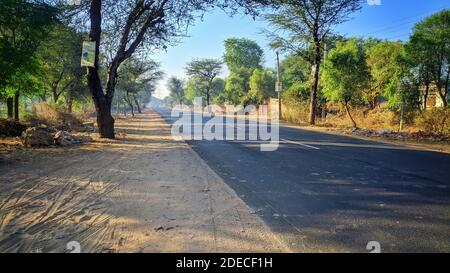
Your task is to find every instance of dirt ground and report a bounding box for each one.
[0,111,289,253]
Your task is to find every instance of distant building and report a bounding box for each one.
[419,83,448,109]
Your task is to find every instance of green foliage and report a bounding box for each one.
[185,59,223,82]
[407,9,450,106]
[245,69,276,105]
[322,39,368,104]
[167,77,185,104]
[184,78,203,104]
[37,24,85,103]
[116,57,163,111]
[223,38,263,73]
[185,58,223,104]
[280,54,310,91]
[282,81,311,103]
[185,77,225,105]
[0,0,58,90]
[366,41,411,108]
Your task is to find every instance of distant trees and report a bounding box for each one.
[265,0,363,125]
[116,57,163,116]
[223,38,264,73]
[246,68,276,105]
[185,58,223,105]
[167,77,185,104]
[218,37,264,105]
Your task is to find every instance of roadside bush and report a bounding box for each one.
[281,84,311,124]
[415,108,450,135]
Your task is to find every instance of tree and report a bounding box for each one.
[280,54,310,89]
[322,39,368,128]
[167,76,185,104]
[37,24,84,106]
[75,0,262,138]
[116,57,163,116]
[408,9,449,107]
[246,68,275,104]
[0,0,57,119]
[223,38,263,73]
[265,0,363,125]
[217,73,247,105]
[185,58,223,105]
[366,41,407,107]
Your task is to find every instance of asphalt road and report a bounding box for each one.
[154,106,450,253]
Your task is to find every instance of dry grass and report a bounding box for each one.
[281,102,310,125]
[324,106,401,131]
[24,103,85,131]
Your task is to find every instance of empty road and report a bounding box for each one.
[154,106,450,253]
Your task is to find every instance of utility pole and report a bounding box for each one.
[275,51,282,119]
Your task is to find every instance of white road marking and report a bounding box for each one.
[281,138,320,150]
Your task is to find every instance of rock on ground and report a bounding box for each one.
[21,127,54,147]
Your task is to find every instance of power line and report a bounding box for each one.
[385,32,412,41]
[363,5,449,36]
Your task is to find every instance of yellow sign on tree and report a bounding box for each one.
[81,41,96,67]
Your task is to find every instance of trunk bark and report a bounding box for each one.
[14,91,19,121]
[344,102,357,128]
[7,98,13,119]
[134,97,142,114]
[308,35,321,125]
[87,0,115,138]
[444,66,449,106]
[125,90,134,117]
[97,103,115,138]
[206,90,211,106]
[423,83,429,110]
[66,94,73,114]
[52,86,59,104]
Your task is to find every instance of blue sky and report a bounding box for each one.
[153,0,450,98]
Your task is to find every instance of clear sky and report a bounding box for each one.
[152,0,450,99]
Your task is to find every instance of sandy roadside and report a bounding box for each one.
[0,111,290,253]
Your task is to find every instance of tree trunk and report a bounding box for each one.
[87,0,115,138]
[308,35,321,125]
[423,83,429,110]
[134,97,142,114]
[52,86,59,104]
[444,66,449,106]
[97,103,115,138]
[344,102,357,128]
[437,89,447,107]
[321,102,327,120]
[206,90,211,106]
[14,91,19,121]
[126,90,134,117]
[7,98,13,119]
[66,93,73,114]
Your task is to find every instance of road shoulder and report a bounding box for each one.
[0,111,289,253]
